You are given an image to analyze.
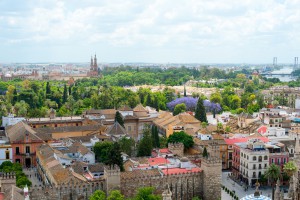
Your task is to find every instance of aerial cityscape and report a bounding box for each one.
[1,1,300,200]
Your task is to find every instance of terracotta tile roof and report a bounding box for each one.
[161,167,201,175]
[133,104,147,112]
[133,111,149,118]
[148,157,170,166]
[6,121,43,143]
[224,137,269,145]
[88,163,104,173]
[35,125,103,134]
[4,185,24,200]
[238,112,254,119]
[57,141,92,156]
[106,122,127,136]
[118,105,133,111]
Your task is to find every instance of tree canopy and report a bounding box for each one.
[167,131,194,150]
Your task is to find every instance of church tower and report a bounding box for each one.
[88,54,99,77]
[93,54,98,71]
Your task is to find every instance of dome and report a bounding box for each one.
[4,73,12,78]
[240,194,271,200]
[180,157,189,162]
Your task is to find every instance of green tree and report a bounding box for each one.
[137,126,153,157]
[134,187,161,200]
[283,161,297,177]
[16,176,32,188]
[89,190,106,200]
[167,131,194,150]
[265,163,281,200]
[109,142,124,171]
[63,84,68,103]
[173,103,186,116]
[151,126,160,148]
[119,137,135,156]
[192,197,201,200]
[210,92,222,104]
[195,98,207,123]
[202,147,208,158]
[46,82,51,95]
[107,190,124,200]
[115,111,124,128]
[93,141,113,163]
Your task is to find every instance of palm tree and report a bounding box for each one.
[265,164,281,200]
[217,122,223,133]
[283,161,297,177]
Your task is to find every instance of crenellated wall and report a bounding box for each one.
[121,171,203,199]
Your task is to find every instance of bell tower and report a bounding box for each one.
[93,54,98,70]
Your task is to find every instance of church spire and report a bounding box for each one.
[90,56,93,68]
[94,54,97,69]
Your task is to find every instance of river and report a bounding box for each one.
[264,67,296,82]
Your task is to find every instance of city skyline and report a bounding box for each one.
[1,0,300,63]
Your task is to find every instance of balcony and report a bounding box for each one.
[18,152,36,156]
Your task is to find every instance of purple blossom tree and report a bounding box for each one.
[167,97,198,111]
[167,97,222,116]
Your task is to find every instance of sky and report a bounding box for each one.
[0,0,300,63]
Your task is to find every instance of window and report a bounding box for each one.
[264,156,268,160]
[16,147,20,154]
[55,124,57,127]
[26,146,30,154]
[128,126,131,131]
[253,164,256,169]
[16,159,20,163]
[253,156,257,161]
[259,156,262,162]
[265,163,267,168]
[284,158,286,163]
[272,159,274,163]
[5,151,9,159]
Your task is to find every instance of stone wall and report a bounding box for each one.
[29,180,105,200]
[121,172,203,199]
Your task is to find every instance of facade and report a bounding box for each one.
[6,121,47,167]
[0,131,12,164]
[238,139,269,186]
[2,114,25,127]
[237,112,256,128]
[261,86,300,108]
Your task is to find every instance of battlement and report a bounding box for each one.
[104,165,120,175]
[168,142,184,149]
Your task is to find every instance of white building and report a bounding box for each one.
[2,114,25,127]
[0,131,12,164]
[239,139,269,186]
[296,98,300,109]
[266,127,286,137]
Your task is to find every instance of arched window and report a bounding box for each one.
[264,156,268,160]
[253,156,257,161]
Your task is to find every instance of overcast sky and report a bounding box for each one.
[0,0,300,63]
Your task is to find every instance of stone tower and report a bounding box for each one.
[104,165,121,194]
[201,141,222,200]
[168,142,184,157]
[0,173,16,193]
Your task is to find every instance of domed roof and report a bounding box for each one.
[180,157,189,162]
[4,73,12,77]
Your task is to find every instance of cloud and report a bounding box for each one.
[1,0,300,62]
